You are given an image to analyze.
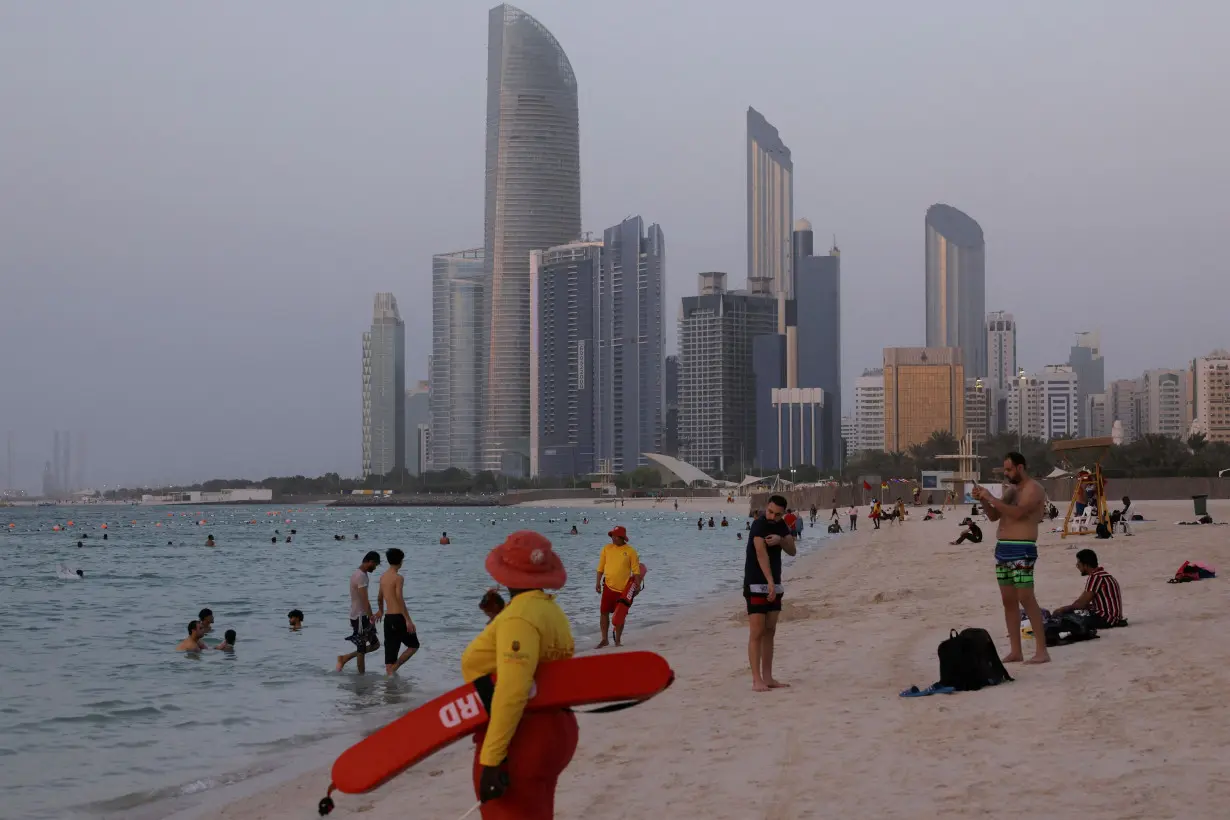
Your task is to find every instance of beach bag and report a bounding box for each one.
[937,628,1013,691]
[1043,612,1098,646]
[1169,561,1216,583]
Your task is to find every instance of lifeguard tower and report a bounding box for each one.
[1051,437,1114,537]
[934,432,984,506]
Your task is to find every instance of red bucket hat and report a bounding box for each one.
[608,526,628,540]
[485,530,567,590]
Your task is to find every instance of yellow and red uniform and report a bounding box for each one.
[597,543,640,614]
[461,590,576,819]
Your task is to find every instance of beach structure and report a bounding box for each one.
[933,431,984,504]
[1051,436,1114,537]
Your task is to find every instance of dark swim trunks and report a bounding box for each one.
[383,613,420,665]
[994,540,1038,587]
[346,615,379,652]
[744,584,784,615]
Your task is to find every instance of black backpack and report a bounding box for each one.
[1043,612,1099,646]
[937,628,1014,691]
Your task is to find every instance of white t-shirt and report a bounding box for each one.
[349,569,370,620]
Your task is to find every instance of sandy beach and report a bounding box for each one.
[206,499,1230,820]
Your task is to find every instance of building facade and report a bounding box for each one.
[679,273,778,475]
[362,293,406,477]
[429,248,486,473]
[1086,393,1109,438]
[792,221,842,470]
[1067,331,1105,436]
[404,380,431,475]
[482,4,581,476]
[883,348,965,452]
[530,241,602,478]
[747,107,793,297]
[925,205,986,379]
[852,370,886,455]
[965,378,990,443]
[1137,369,1190,439]
[1109,378,1140,444]
[664,354,680,457]
[1192,351,1230,443]
[986,311,1016,391]
[598,217,665,473]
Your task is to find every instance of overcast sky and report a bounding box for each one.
[1,0,1226,489]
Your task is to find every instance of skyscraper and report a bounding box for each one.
[679,272,778,474]
[404,380,431,475]
[883,347,965,452]
[362,293,406,477]
[925,204,986,379]
[530,218,665,477]
[747,107,793,296]
[1191,350,1230,443]
[853,370,886,455]
[1067,331,1104,436]
[430,248,486,473]
[1108,378,1140,444]
[1137,369,1188,438]
[985,311,1016,391]
[664,355,680,457]
[792,221,841,469]
[482,4,581,476]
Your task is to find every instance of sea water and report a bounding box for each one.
[0,503,823,819]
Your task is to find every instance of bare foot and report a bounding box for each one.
[595,640,609,649]
[1001,652,1024,663]
[385,665,396,676]
[766,680,791,689]
[1024,653,1051,665]
[613,640,622,647]
[752,681,771,692]
[336,656,346,672]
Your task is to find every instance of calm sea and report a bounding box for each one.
[0,502,824,819]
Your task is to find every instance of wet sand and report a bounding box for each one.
[206,499,1230,820]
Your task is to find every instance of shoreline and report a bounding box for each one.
[200,498,1230,819]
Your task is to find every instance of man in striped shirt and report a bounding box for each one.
[1053,548,1127,628]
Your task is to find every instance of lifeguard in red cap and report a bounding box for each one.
[461,530,576,819]
[595,526,641,648]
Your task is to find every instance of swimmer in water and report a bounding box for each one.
[288,609,304,630]
[480,588,505,622]
[570,525,579,535]
[176,620,210,652]
[205,535,216,547]
[440,532,450,545]
[198,608,214,636]
[216,629,237,651]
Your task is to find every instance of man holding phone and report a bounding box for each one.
[745,494,797,691]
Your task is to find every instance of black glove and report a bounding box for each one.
[479,765,509,803]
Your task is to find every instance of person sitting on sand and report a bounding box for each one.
[216,629,237,651]
[951,517,983,545]
[1052,548,1126,628]
[745,495,796,691]
[440,532,450,545]
[288,609,304,630]
[177,620,209,652]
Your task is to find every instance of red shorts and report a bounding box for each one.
[472,709,579,820]
[600,584,624,615]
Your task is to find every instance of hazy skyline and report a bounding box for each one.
[2,0,1227,488]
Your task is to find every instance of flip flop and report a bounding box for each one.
[899,684,956,697]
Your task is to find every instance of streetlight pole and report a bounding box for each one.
[1017,368,1027,453]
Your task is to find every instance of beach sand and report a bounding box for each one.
[207,499,1230,820]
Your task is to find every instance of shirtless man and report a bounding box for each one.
[176,620,209,652]
[378,548,420,675]
[972,452,1050,665]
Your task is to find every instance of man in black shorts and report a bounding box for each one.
[745,494,797,691]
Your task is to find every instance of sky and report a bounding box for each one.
[1,0,1227,490]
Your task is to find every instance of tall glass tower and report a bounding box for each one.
[925,204,986,379]
[430,248,486,473]
[747,107,793,297]
[482,4,581,476]
[362,293,406,478]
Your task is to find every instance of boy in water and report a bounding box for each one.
[216,629,237,651]
[378,548,420,675]
[288,609,304,630]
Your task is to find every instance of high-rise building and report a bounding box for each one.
[530,240,602,478]
[362,293,406,478]
[1087,393,1109,438]
[599,216,665,473]
[1011,366,1078,441]
[747,107,793,296]
[1067,331,1105,436]
[792,221,842,469]
[679,273,778,474]
[883,348,965,452]
[853,369,886,455]
[965,378,990,443]
[1137,369,1189,439]
[986,311,1016,391]
[1108,378,1140,444]
[482,4,581,476]
[925,205,986,379]
[664,355,680,457]
[1191,350,1230,443]
[404,380,431,475]
[430,248,486,474]
[4,432,13,492]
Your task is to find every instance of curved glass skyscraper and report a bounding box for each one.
[482,4,581,475]
[925,204,986,379]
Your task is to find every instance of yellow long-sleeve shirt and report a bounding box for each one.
[460,590,575,766]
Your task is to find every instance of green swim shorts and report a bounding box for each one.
[995,558,1036,588]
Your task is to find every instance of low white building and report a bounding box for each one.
[141,487,273,505]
